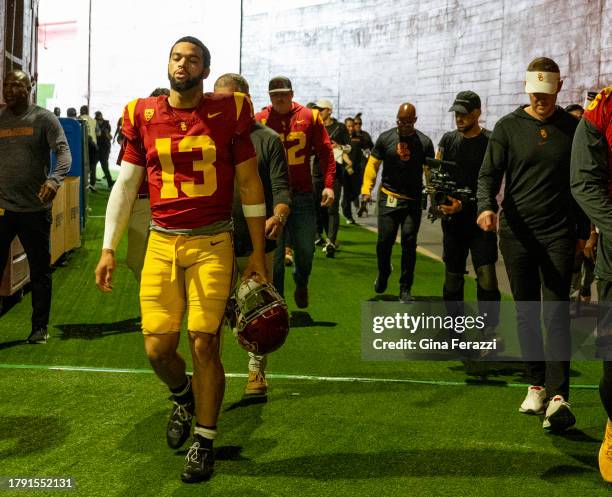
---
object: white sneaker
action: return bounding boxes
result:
[323,241,336,258]
[518,386,547,414]
[543,395,576,432]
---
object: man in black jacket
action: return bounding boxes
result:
[477,57,585,432]
[94,111,114,189]
[437,91,501,345]
[348,114,374,217]
[317,99,351,257]
[361,103,434,302]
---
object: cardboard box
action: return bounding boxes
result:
[63,177,81,251]
[50,186,66,264]
[0,237,30,297]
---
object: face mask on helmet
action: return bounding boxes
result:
[231,278,289,355]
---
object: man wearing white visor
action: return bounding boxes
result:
[477,57,589,432]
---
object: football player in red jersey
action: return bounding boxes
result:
[94,36,266,484]
[571,87,612,482]
[256,76,335,308]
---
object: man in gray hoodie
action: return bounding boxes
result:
[0,70,71,344]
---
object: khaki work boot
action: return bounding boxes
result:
[245,370,268,396]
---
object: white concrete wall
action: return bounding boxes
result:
[37,0,612,151]
[37,0,89,112]
[87,0,242,123]
[241,0,611,144]
[38,0,241,164]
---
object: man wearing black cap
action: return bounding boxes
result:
[477,57,588,432]
[256,76,336,308]
[436,91,501,346]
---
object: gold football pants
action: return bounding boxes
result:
[140,230,234,335]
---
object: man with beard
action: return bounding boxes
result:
[95,36,266,483]
[361,103,434,302]
[436,91,501,347]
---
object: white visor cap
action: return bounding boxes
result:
[525,71,560,94]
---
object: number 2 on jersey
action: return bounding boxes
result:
[155,136,217,199]
[280,131,306,166]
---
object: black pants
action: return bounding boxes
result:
[88,145,99,187]
[377,197,421,292]
[97,146,113,187]
[314,173,342,244]
[324,178,342,244]
[442,213,501,324]
[340,167,355,221]
[0,209,52,331]
[499,234,574,399]
[596,279,612,419]
[313,176,324,239]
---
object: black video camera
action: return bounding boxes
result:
[423,158,475,222]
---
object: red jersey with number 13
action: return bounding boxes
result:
[121,93,256,229]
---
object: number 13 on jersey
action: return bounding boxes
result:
[155,135,218,199]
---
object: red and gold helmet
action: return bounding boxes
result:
[233,278,289,355]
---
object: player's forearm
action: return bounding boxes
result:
[237,158,266,256]
[102,162,144,251]
[245,216,267,257]
[361,156,381,195]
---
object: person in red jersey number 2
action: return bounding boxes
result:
[256,76,336,308]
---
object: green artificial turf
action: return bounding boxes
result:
[0,190,609,496]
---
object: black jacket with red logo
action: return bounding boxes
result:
[477,105,587,240]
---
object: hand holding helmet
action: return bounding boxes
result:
[231,278,289,355]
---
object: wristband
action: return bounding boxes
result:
[242,203,266,217]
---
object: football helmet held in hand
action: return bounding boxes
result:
[232,277,289,354]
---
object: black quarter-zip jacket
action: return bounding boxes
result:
[477,105,587,240]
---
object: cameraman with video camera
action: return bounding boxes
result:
[435,91,501,337]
